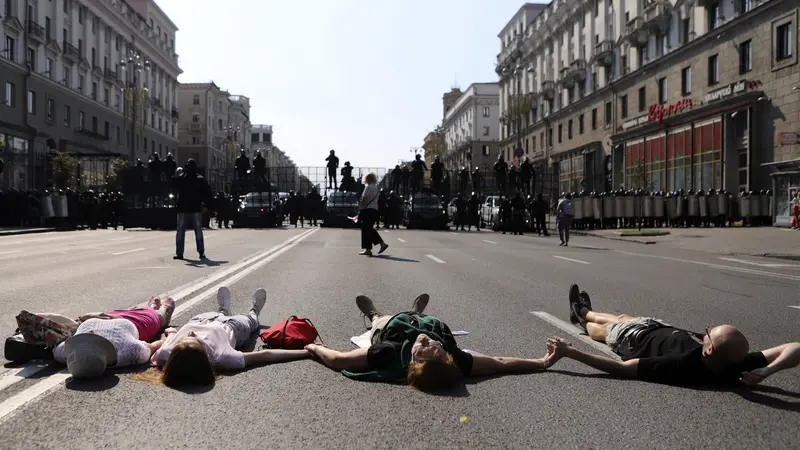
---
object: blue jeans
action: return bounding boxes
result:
[190,311,260,348]
[176,212,205,256]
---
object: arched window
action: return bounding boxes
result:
[192,94,200,105]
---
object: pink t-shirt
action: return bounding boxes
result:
[107,308,162,341]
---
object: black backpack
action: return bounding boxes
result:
[4,333,55,362]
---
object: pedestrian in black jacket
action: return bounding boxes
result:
[172,159,212,260]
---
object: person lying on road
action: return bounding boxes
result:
[305,294,557,392]
[546,284,800,386]
[55,297,176,379]
[146,287,308,388]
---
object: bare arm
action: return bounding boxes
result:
[549,337,638,378]
[469,354,552,377]
[305,344,370,372]
[742,342,800,385]
[242,349,310,368]
[146,339,165,356]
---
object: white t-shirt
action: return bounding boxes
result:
[152,322,245,370]
[361,184,380,210]
[54,318,151,367]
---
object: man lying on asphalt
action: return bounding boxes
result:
[546,284,800,386]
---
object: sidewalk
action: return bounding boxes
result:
[571,226,800,259]
[0,227,58,237]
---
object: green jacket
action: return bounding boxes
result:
[343,312,457,383]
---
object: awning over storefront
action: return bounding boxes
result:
[763,158,800,172]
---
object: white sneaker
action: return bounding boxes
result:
[251,288,267,316]
[217,286,232,315]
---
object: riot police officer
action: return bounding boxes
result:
[467,192,481,231]
[494,155,508,197]
[235,150,250,180]
[455,193,468,231]
[511,191,526,235]
[431,156,444,193]
[326,150,339,189]
[459,166,469,195]
[410,154,426,193]
[391,165,402,192]
[471,167,483,196]
[520,157,533,195]
[253,151,268,184]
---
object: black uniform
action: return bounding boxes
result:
[467,194,481,231]
[494,158,508,196]
[499,199,512,234]
[391,166,402,192]
[532,194,549,236]
[459,168,469,195]
[520,159,533,194]
[511,194,526,235]
[326,151,340,189]
[253,154,268,183]
[431,158,444,193]
[235,153,251,180]
[411,156,426,192]
[471,168,483,196]
[455,195,468,231]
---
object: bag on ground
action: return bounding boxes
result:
[260,316,322,349]
[15,311,78,346]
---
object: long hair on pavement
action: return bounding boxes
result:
[406,352,462,392]
[133,338,216,388]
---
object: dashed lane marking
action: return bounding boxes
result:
[718,257,800,268]
[482,240,497,244]
[789,306,800,310]
[426,254,446,264]
[110,237,134,241]
[397,238,406,243]
[111,248,145,256]
[616,250,800,281]
[530,312,620,359]
[0,250,21,256]
[552,255,591,265]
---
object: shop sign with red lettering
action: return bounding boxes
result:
[648,99,693,124]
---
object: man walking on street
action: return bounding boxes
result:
[556,193,574,246]
[172,159,212,260]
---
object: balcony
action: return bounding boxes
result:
[63,42,81,62]
[27,20,45,43]
[541,80,555,99]
[594,40,614,65]
[150,97,161,109]
[559,67,575,87]
[624,17,649,46]
[73,127,109,141]
[644,1,672,32]
[171,108,179,119]
[570,59,587,81]
[104,68,117,80]
[189,123,202,132]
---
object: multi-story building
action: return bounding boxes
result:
[440,83,501,173]
[250,124,273,161]
[1,0,181,190]
[496,0,800,225]
[422,130,446,182]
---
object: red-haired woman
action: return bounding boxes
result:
[305,294,556,392]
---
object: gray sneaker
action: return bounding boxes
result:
[411,293,429,314]
[356,295,381,321]
[251,288,267,316]
[217,286,232,315]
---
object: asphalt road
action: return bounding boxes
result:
[0,226,797,449]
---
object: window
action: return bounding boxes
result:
[591,108,597,130]
[78,75,84,93]
[482,126,490,136]
[78,39,83,56]
[115,93,120,109]
[92,116,98,133]
[92,17,97,34]
[639,46,648,66]
[64,105,71,127]
[708,55,719,85]
[78,6,84,23]
[78,111,85,128]
[46,97,55,121]
[5,36,15,62]
[776,23,793,61]
[151,113,155,127]
[46,58,53,78]
[103,88,109,105]
[568,120,573,139]
[105,26,111,43]
[103,56,107,69]
[739,40,752,73]
[708,2,721,30]
[620,95,628,119]
[217,101,222,113]
[116,125,121,144]
[558,124,563,143]
[192,114,199,123]
[104,121,109,137]
[532,135,537,149]
[681,66,692,95]
[27,48,35,70]
[91,82,97,100]
[681,18,691,44]
[657,78,667,104]
[4,82,15,107]
[144,138,148,150]
[483,106,490,117]
[63,0,69,13]
[45,17,52,39]
[192,95,200,105]
[218,118,223,130]
[579,114,585,134]
[91,48,96,66]
[27,90,36,114]
[604,102,612,125]
[62,28,67,46]
[638,87,646,112]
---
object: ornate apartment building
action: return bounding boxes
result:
[496,0,799,224]
[1,0,181,189]
[439,83,501,173]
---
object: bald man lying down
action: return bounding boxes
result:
[546,284,800,386]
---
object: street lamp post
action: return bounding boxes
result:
[119,50,151,164]
[224,124,241,189]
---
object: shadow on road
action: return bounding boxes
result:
[184,259,229,267]
[371,255,419,263]
[65,374,120,392]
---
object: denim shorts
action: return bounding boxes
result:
[605,317,670,353]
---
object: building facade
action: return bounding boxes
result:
[495,0,799,222]
[1,0,181,190]
[440,83,501,173]
[250,124,273,160]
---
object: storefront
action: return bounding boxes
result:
[552,142,605,194]
[764,156,800,227]
[612,79,766,195]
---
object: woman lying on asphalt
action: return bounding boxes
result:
[305,294,557,392]
[143,287,309,388]
[545,284,800,386]
[55,297,176,379]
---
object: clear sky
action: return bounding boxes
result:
[155,0,531,169]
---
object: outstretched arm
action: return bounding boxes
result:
[548,337,638,378]
[242,349,310,368]
[742,342,800,385]
[469,353,555,377]
[305,344,370,372]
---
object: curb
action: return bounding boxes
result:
[569,230,657,245]
[0,228,59,237]
[744,253,800,262]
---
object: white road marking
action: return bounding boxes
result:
[111,248,145,256]
[553,255,591,265]
[426,254,446,264]
[110,236,133,241]
[789,306,800,310]
[718,257,800,268]
[0,228,319,421]
[530,312,620,359]
[397,238,406,243]
[617,250,800,281]
[482,240,497,244]
[0,250,21,256]
[122,266,174,270]
[0,364,49,392]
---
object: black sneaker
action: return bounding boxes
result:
[173,254,183,260]
[568,284,581,325]
[579,291,593,315]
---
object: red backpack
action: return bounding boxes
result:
[260,316,323,349]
